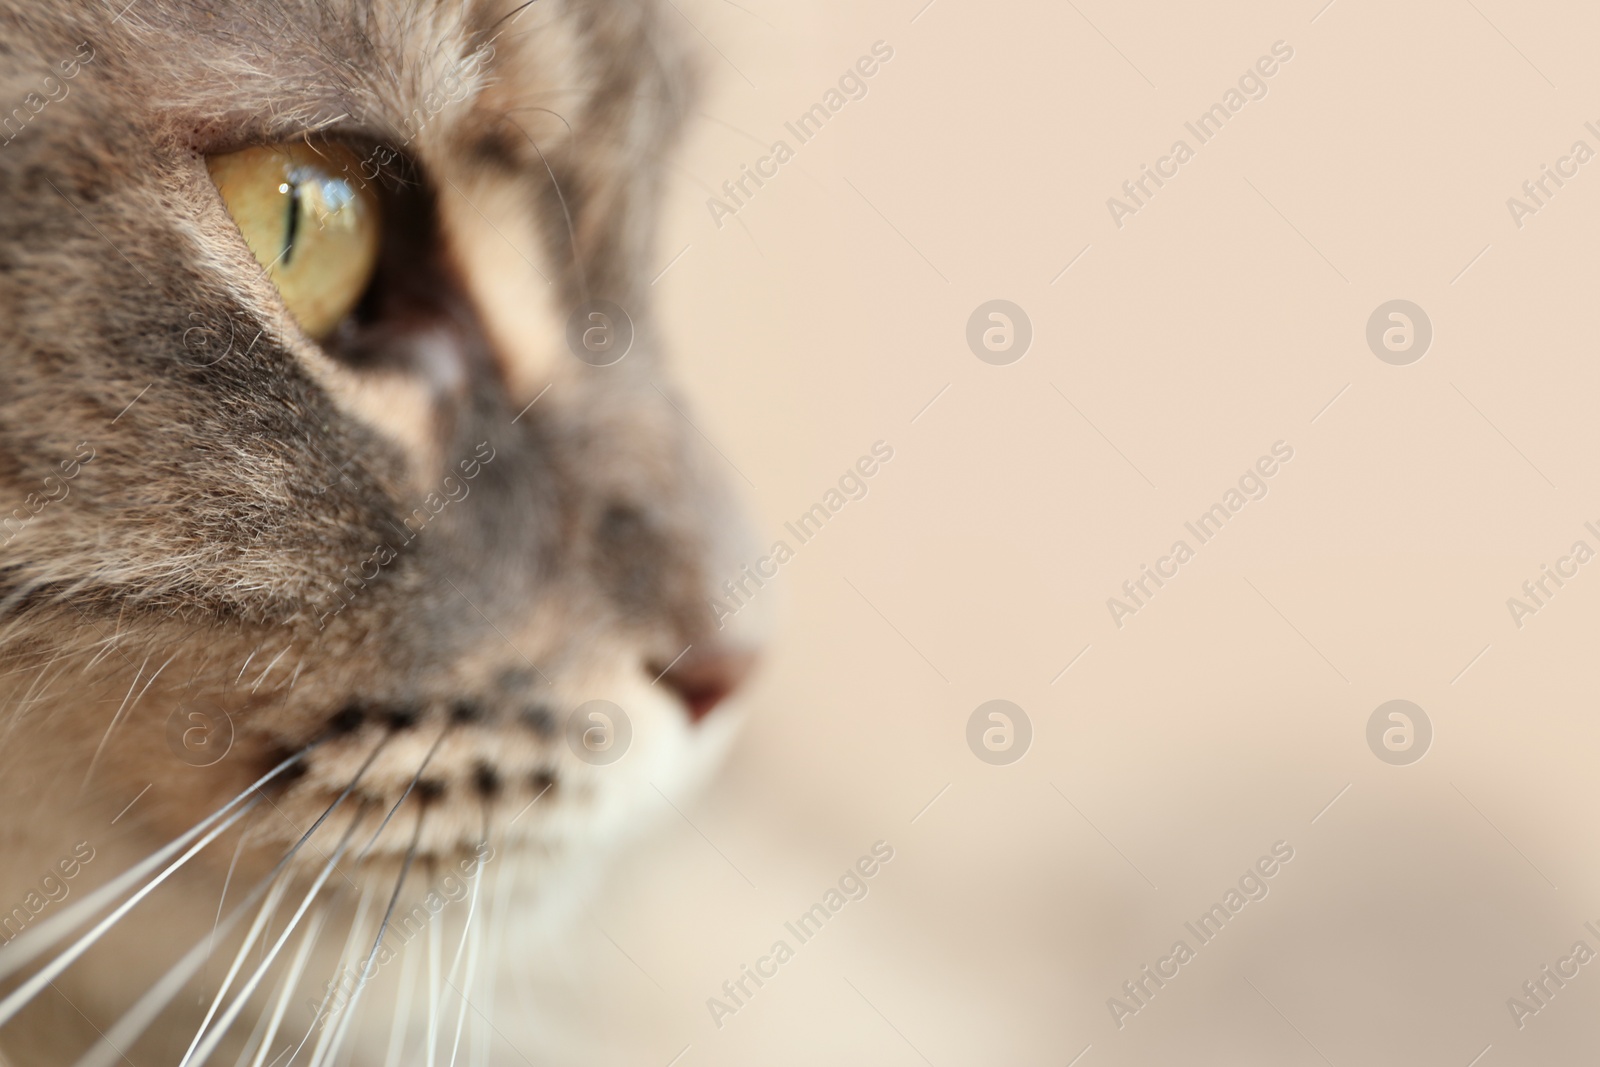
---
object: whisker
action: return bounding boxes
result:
[67,856,285,1067]
[0,746,313,986]
[471,837,515,1067]
[84,648,180,789]
[172,732,392,1065]
[248,644,294,694]
[0,797,260,1028]
[177,869,296,1067]
[426,889,441,1067]
[382,937,420,1067]
[80,653,148,791]
[300,881,379,1067]
[286,895,372,1067]
[355,727,452,862]
[182,811,369,1067]
[285,806,427,1067]
[238,901,330,1067]
[309,726,453,1067]
[500,115,586,303]
[230,971,281,1067]
[444,857,486,1067]
[204,826,255,995]
[248,876,366,1067]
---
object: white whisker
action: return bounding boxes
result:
[303,726,451,1064]
[0,797,260,1028]
[231,972,281,1067]
[472,842,515,1067]
[426,894,442,1067]
[286,803,428,1067]
[183,813,366,1067]
[243,901,333,1067]
[81,654,148,790]
[248,644,294,694]
[0,747,311,986]
[382,938,420,1067]
[69,864,276,1067]
[303,881,379,1067]
[179,869,295,1067]
[445,857,485,1067]
[233,644,264,686]
[205,827,254,994]
[86,648,181,790]
[171,733,388,1065]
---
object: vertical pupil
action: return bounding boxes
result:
[282,178,301,266]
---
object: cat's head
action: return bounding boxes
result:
[0,0,760,901]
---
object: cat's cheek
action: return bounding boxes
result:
[40,77,68,103]
[73,41,95,64]
[22,93,45,115]
[57,58,79,79]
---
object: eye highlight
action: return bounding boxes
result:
[206,142,380,340]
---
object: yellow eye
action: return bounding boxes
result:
[206,143,380,340]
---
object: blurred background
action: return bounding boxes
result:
[512,1,1600,1063]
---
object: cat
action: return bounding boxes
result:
[0,1,758,1063]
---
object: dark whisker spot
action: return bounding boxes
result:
[450,700,485,724]
[530,769,557,794]
[263,746,309,788]
[472,763,501,797]
[384,705,422,730]
[415,779,447,803]
[327,702,366,736]
[520,705,555,738]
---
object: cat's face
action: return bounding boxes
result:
[0,0,755,1059]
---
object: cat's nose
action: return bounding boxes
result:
[654,646,757,723]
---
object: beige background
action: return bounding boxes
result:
[518,1,1600,1064]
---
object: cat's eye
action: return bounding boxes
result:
[206,143,380,340]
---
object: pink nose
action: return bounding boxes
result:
[655,648,757,722]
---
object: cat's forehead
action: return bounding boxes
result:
[109,0,609,151]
